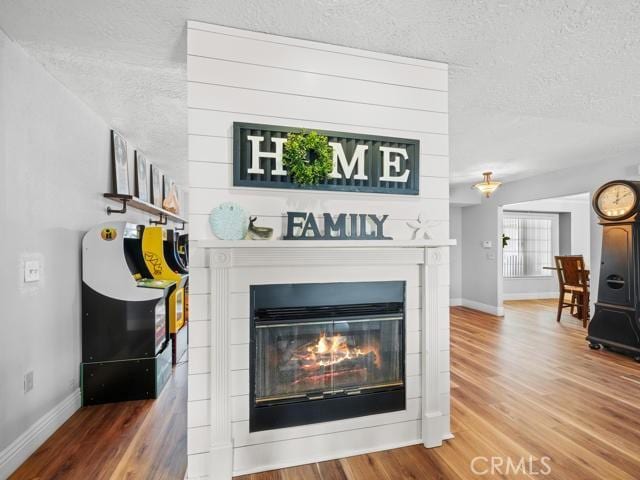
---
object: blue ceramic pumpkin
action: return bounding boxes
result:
[209,202,249,240]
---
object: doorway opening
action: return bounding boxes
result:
[499,193,591,320]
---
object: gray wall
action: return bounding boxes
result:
[461,203,503,314]
[559,212,571,255]
[449,206,462,303]
[0,30,146,459]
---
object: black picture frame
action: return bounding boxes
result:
[134,151,150,202]
[150,164,163,207]
[111,130,130,195]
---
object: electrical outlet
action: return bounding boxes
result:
[24,371,34,393]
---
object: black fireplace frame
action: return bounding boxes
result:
[249,281,406,432]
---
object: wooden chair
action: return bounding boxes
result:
[554,255,590,328]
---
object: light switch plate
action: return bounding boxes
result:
[482,240,493,249]
[24,260,40,282]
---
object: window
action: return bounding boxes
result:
[503,212,558,278]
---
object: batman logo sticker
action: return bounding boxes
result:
[101,227,117,241]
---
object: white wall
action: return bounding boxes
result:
[502,195,590,300]
[186,22,449,478]
[449,207,462,305]
[0,29,148,476]
[452,159,640,314]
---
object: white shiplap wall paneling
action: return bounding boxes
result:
[188,83,448,133]
[188,215,450,242]
[189,109,449,156]
[188,56,448,112]
[187,21,450,478]
[187,25,447,90]
[188,185,451,219]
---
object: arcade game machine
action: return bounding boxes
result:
[81,222,174,405]
[177,234,190,323]
[177,233,189,267]
[142,226,189,364]
[165,229,189,324]
[164,229,188,274]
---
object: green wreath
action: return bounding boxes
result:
[282,131,333,185]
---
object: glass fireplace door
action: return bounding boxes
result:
[254,314,403,405]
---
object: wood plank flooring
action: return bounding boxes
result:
[11,300,640,479]
[9,361,187,480]
[237,300,640,480]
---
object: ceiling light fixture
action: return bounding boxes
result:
[474,171,502,197]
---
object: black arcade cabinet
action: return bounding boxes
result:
[177,233,189,270]
[81,222,174,405]
[165,229,188,274]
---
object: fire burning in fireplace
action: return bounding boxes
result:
[252,283,405,430]
[296,333,380,369]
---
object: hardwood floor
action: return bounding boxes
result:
[9,362,187,480]
[11,301,640,479]
[237,300,640,480]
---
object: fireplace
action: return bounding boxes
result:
[250,281,406,431]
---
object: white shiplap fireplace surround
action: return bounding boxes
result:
[191,240,453,478]
[186,21,451,478]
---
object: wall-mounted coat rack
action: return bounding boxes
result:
[104,193,188,228]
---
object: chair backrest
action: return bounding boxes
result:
[555,255,587,288]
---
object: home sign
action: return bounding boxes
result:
[233,122,420,195]
[283,212,392,240]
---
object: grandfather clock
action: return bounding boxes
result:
[588,180,640,361]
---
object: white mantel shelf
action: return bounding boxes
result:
[195,239,456,248]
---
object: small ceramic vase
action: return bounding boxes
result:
[209,203,249,240]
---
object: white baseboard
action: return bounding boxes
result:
[449,297,462,306]
[0,389,81,478]
[461,298,504,316]
[502,292,558,301]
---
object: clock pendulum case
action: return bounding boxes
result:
[588,180,640,361]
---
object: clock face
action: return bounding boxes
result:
[596,183,637,219]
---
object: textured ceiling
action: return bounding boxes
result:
[1,0,639,186]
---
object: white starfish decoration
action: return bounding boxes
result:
[407,213,442,240]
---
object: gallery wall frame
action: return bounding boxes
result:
[150,164,163,208]
[111,130,130,195]
[134,151,150,202]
